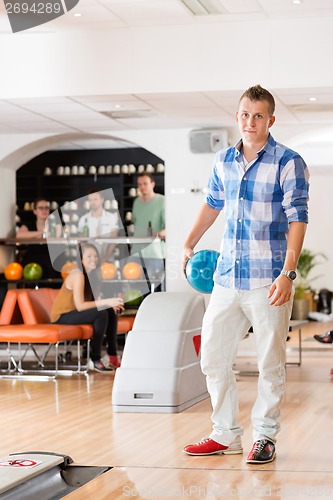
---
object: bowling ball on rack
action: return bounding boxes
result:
[101,262,117,280]
[185,249,219,294]
[122,262,143,280]
[23,262,43,281]
[4,262,23,281]
[124,288,143,307]
[61,261,77,280]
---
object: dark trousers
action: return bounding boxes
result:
[54,307,118,361]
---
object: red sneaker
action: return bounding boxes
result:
[183,437,243,456]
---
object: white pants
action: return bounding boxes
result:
[201,284,294,445]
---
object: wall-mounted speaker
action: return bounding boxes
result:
[189,128,229,154]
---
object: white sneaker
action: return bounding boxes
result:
[101,353,121,369]
[87,359,113,373]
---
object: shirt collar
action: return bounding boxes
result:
[234,133,276,159]
[90,209,105,218]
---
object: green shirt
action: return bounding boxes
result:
[132,194,166,258]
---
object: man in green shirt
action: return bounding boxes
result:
[131,172,166,282]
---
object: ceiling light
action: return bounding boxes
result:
[179,0,226,16]
[74,12,82,17]
[292,0,302,4]
[102,110,161,119]
[309,97,317,102]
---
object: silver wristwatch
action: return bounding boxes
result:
[281,270,297,281]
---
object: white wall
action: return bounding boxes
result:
[0,168,16,272]
[299,171,333,292]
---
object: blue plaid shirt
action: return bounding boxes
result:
[206,134,309,290]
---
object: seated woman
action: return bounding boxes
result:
[50,243,124,372]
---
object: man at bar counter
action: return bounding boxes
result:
[78,188,120,261]
[16,197,62,280]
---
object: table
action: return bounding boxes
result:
[287,319,309,366]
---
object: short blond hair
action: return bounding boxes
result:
[240,84,275,116]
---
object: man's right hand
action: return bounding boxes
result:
[182,204,220,276]
[183,246,194,275]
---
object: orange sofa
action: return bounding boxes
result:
[0,288,93,378]
[0,288,136,378]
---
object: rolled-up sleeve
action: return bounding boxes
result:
[281,155,309,223]
[205,156,225,211]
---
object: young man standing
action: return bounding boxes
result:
[131,172,166,281]
[183,85,309,464]
[132,172,166,242]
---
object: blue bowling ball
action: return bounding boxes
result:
[185,249,219,294]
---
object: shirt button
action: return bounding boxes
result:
[237,240,240,243]
[240,197,243,200]
[238,219,242,222]
[244,177,247,180]
[236,260,239,264]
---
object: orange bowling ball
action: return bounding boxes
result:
[61,261,77,279]
[101,262,117,280]
[122,261,143,280]
[4,262,23,281]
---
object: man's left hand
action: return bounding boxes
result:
[268,275,293,306]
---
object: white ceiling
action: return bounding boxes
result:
[1,0,333,149]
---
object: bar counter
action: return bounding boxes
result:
[0,236,158,247]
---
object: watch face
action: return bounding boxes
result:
[289,270,297,280]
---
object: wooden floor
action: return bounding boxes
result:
[0,321,333,499]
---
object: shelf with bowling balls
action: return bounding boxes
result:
[60,260,159,282]
[2,261,63,287]
[99,260,164,309]
[4,261,44,281]
[60,259,164,309]
[2,259,163,308]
